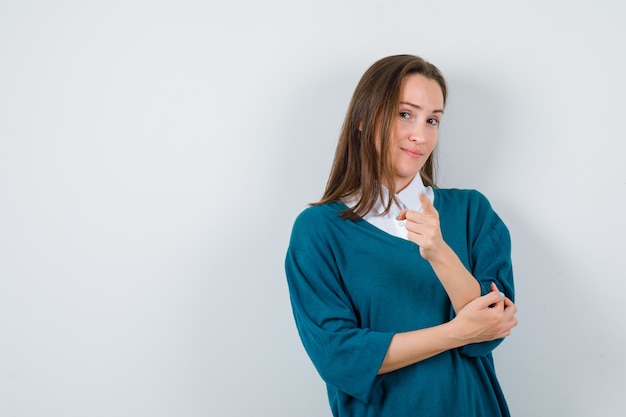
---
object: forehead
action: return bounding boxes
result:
[398,74,444,109]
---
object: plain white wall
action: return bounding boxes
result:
[1,1,625,416]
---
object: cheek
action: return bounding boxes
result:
[393,124,408,140]
[428,132,439,147]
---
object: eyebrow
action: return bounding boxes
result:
[399,101,444,114]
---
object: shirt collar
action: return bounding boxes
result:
[370,176,427,216]
[342,176,431,216]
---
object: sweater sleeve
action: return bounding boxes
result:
[285,213,394,403]
[458,194,515,357]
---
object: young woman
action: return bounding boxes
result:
[285,54,518,417]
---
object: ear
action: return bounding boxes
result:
[358,121,363,132]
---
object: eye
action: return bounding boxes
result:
[399,111,411,119]
[427,117,440,126]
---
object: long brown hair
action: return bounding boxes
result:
[314,54,448,219]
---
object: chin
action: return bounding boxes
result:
[393,173,419,190]
[397,168,421,180]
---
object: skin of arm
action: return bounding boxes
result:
[384,192,518,375]
[378,286,517,374]
[397,192,485,312]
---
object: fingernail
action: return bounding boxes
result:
[421,189,426,196]
[499,292,505,298]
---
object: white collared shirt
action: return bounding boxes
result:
[343,176,435,240]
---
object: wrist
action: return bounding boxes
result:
[441,319,471,348]
[425,242,456,266]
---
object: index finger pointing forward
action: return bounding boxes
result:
[418,190,437,214]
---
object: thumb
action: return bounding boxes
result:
[418,190,436,214]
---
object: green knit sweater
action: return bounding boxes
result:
[285,188,514,417]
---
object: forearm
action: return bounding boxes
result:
[428,244,481,313]
[378,289,515,375]
[378,321,464,375]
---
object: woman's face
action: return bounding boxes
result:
[388,74,444,192]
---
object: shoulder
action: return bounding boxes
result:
[288,202,349,247]
[434,188,493,213]
[435,188,508,236]
[292,202,346,228]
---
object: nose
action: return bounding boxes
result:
[408,122,427,143]
[409,130,426,143]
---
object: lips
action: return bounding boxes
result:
[401,148,423,158]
